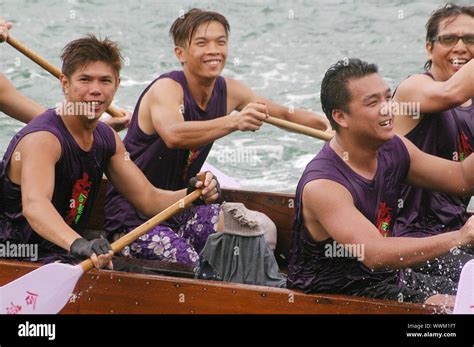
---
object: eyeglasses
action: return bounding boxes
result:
[431,34,474,46]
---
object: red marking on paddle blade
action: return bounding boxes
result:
[5,302,22,314]
[25,291,39,310]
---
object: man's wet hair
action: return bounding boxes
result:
[320,58,378,131]
[61,34,122,79]
[169,8,230,48]
[424,3,474,71]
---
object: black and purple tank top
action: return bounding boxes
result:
[0,109,116,258]
[287,136,410,294]
[104,71,227,234]
[393,72,474,237]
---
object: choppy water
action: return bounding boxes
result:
[0,0,449,192]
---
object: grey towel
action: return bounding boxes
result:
[196,233,287,288]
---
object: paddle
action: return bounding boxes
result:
[0,174,206,314]
[263,115,332,142]
[6,36,123,119]
[453,259,474,314]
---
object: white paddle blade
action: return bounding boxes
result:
[202,162,240,189]
[453,260,474,314]
[0,263,84,314]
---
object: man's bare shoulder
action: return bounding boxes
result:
[17,131,61,158]
[147,77,184,102]
[302,179,356,240]
[395,73,434,99]
[0,73,14,95]
[303,179,354,220]
[303,179,353,203]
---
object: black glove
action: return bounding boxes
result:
[70,238,112,260]
[186,172,221,206]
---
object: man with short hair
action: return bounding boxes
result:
[288,58,474,305]
[104,8,331,267]
[0,35,219,269]
[393,3,474,279]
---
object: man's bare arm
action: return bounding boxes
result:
[105,131,186,215]
[145,78,266,149]
[227,77,331,131]
[402,137,474,196]
[0,74,45,123]
[0,18,44,122]
[105,132,218,216]
[303,179,473,270]
[394,59,474,114]
[16,132,114,268]
[15,132,82,250]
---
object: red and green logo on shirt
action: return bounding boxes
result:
[457,130,473,162]
[182,149,199,181]
[65,173,92,225]
[376,202,392,237]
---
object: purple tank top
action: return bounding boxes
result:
[393,72,474,237]
[0,109,116,258]
[104,71,227,234]
[287,136,409,294]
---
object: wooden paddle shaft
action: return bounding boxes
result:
[79,189,202,271]
[6,36,123,118]
[110,189,202,254]
[79,172,207,271]
[264,116,332,142]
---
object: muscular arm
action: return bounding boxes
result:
[303,179,471,270]
[394,59,474,114]
[105,131,217,213]
[105,131,187,216]
[15,132,81,250]
[402,137,474,196]
[0,74,45,123]
[146,79,239,149]
[227,78,330,131]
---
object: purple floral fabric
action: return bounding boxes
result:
[114,204,220,269]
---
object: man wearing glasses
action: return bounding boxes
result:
[393,3,474,279]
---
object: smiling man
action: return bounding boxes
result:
[0,35,219,269]
[104,8,331,267]
[393,4,474,279]
[288,58,474,305]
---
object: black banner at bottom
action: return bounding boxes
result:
[0,314,473,345]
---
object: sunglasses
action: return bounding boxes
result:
[431,34,474,46]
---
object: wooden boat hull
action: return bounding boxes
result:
[0,260,436,314]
